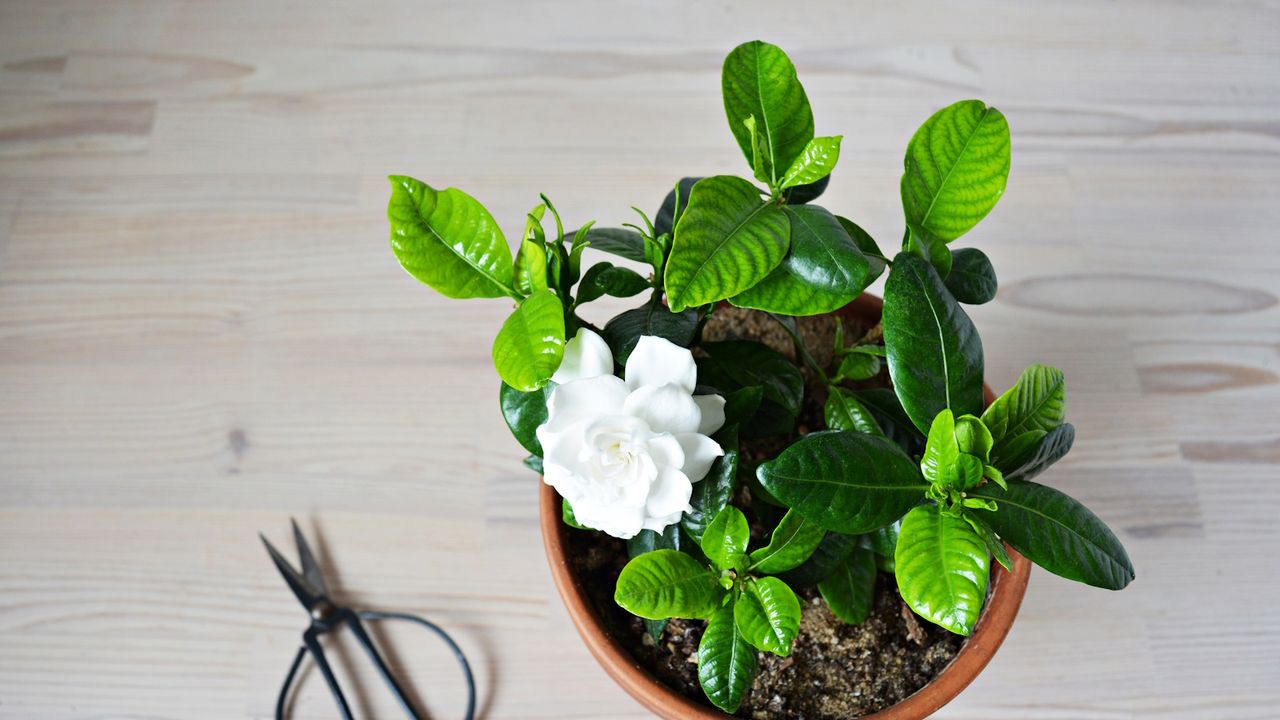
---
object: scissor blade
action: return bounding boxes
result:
[291,518,329,598]
[261,533,322,611]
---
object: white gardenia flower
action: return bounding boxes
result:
[536,330,727,539]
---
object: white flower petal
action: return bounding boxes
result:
[674,433,724,483]
[625,335,698,393]
[622,383,702,435]
[542,375,628,432]
[574,496,646,539]
[645,433,685,471]
[693,394,727,436]
[551,328,614,384]
[645,467,692,519]
[642,509,685,534]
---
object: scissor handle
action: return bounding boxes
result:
[274,609,476,720]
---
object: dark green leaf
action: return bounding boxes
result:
[855,388,926,456]
[701,506,750,571]
[1005,423,1075,482]
[818,545,877,624]
[721,387,765,428]
[895,503,990,636]
[722,40,814,186]
[665,176,789,312]
[780,136,842,189]
[698,604,758,713]
[698,340,804,417]
[601,299,699,365]
[655,177,701,239]
[683,440,738,544]
[734,577,802,656]
[778,531,859,587]
[945,247,998,304]
[575,262,650,305]
[867,519,901,557]
[883,252,985,433]
[905,226,953,279]
[749,509,826,574]
[824,387,883,435]
[615,549,725,620]
[757,431,928,534]
[491,291,565,391]
[836,216,888,283]
[781,174,829,205]
[387,176,515,298]
[522,454,543,474]
[627,523,684,558]
[970,479,1134,590]
[499,382,552,456]
[583,227,646,263]
[837,352,881,381]
[982,364,1067,471]
[901,100,1011,243]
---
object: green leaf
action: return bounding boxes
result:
[721,387,765,428]
[970,479,1134,589]
[1005,423,1075,483]
[982,364,1066,469]
[683,435,739,544]
[854,388,926,456]
[701,506,750,571]
[836,216,888,283]
[698,604,758,713]
[601,298,699,365]
[901,100,1011,243]
[780,136,842,189]
[698,340,804,417]
[781,174,830,205]
[575,262,650,305]
[743,115,773,185]
[757,431,928,534]
[954,414,993,462]
[945,248,998,305]
[824,387,883,436]
[906,226,953,279]
[562,498,587,530]
[582,227,646,263]
[818,545,877,624]
[867,519,901,557]
[499,382,552,455]
[615,549,725,620]
[491,291,565,391]
[895,503,990,636]
[522,454,543,474]
[836,352,881,381]
[964,513,1012,571]
[778,531,859,587]
[665,176,790,312]
[883,252,985,433]
[921,409,960,486]
[729,204,869,317]
[722,40,814,186]
[387,176,516,299]
[654,177,701,239]
[734,577,802,656]
[627,523,685,558]
[515,240,548,296]
[749,509,826,574]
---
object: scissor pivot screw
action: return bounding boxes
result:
[310,601,334,622]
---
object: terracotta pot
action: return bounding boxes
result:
[539,293,1032,719]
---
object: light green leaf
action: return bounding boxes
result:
[836,352,881,381]
[921,409,960,486]
[387,176,516,299]
[698,603,758,713]
[895,503,990,636]
[824,387,883,436]
[945,247,998,304]
[954,414,993,462]
[757,431,928,534]
[498,382,553,456]
[490,291,565,391]
[883,252,985,433]
[514,239,548,296]
[575,262,650,305]
[818,545,877,624]
[665,176,789,312]
[964,513,1013,571]
[780,136,842,189]
[734,577,802,656]
[615,549,725,620]
[970,479,1134,589]
[982,364,1066,469]
[906,226,953,279]
[701,506,750,571]
[722,40,814,186]
[749,509,826,574]
[743,115,772,185]
[901,100,1011,243]
[562,498,587,530]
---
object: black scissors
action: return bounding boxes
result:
[262,519,476,720]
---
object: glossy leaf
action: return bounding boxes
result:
[722,40,814,186]
[824,387,883,436]
[562,498,587,530]
[749,509,826,574]
[575,262,649,305]
[854,388,926,456]
[970,479,1134,589]
[837,352,881,381]
[818,545,877,624]
[895,503,990,636]
[964,513,1012,571]
[920,409,960,486]
[698,340,804,417]
[757,431,928,534]
[1005,423,1076,482]
[780,136,842,189]
[906,226,953,279]
[582,227,646,263]
[945,248,998,304]
[682,437,739,544]
[778,531,859,587]
[837,216,888,283]
[954,414,993,462]
[901,100,1011,243]
[615,549,725,620]
[601,299,699,365]
[499,382,552,455]
[654,177,702,239]
[883,252,985,433]
[701,506,750,571]
[699,604,757,713]
[867,519,901,557]
[665,176,789,312]
[734,577,802,656]
[522,454,543,474]
[387,176,515,298]
[781,174,830,205]
[627,523,685,558]
[491,291,565,391]
[721,387,765,428]
[515,240,549,296]
[982,364,1066,469]
[742,115,773,185]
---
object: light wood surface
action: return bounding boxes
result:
[2,2,1277,718]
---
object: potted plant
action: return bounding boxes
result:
[387,40,1135,718]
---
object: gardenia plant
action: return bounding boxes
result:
[389,40,1135,714]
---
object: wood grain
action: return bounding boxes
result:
[2,1,1278,718]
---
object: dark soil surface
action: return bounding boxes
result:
[562,307,965,718]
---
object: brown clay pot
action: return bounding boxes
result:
[539,293,1032,719]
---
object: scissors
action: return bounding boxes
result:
[261,519,476,720]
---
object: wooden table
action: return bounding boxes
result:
[2,2,1277,717]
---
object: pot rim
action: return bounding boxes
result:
[538,293,1032,719]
